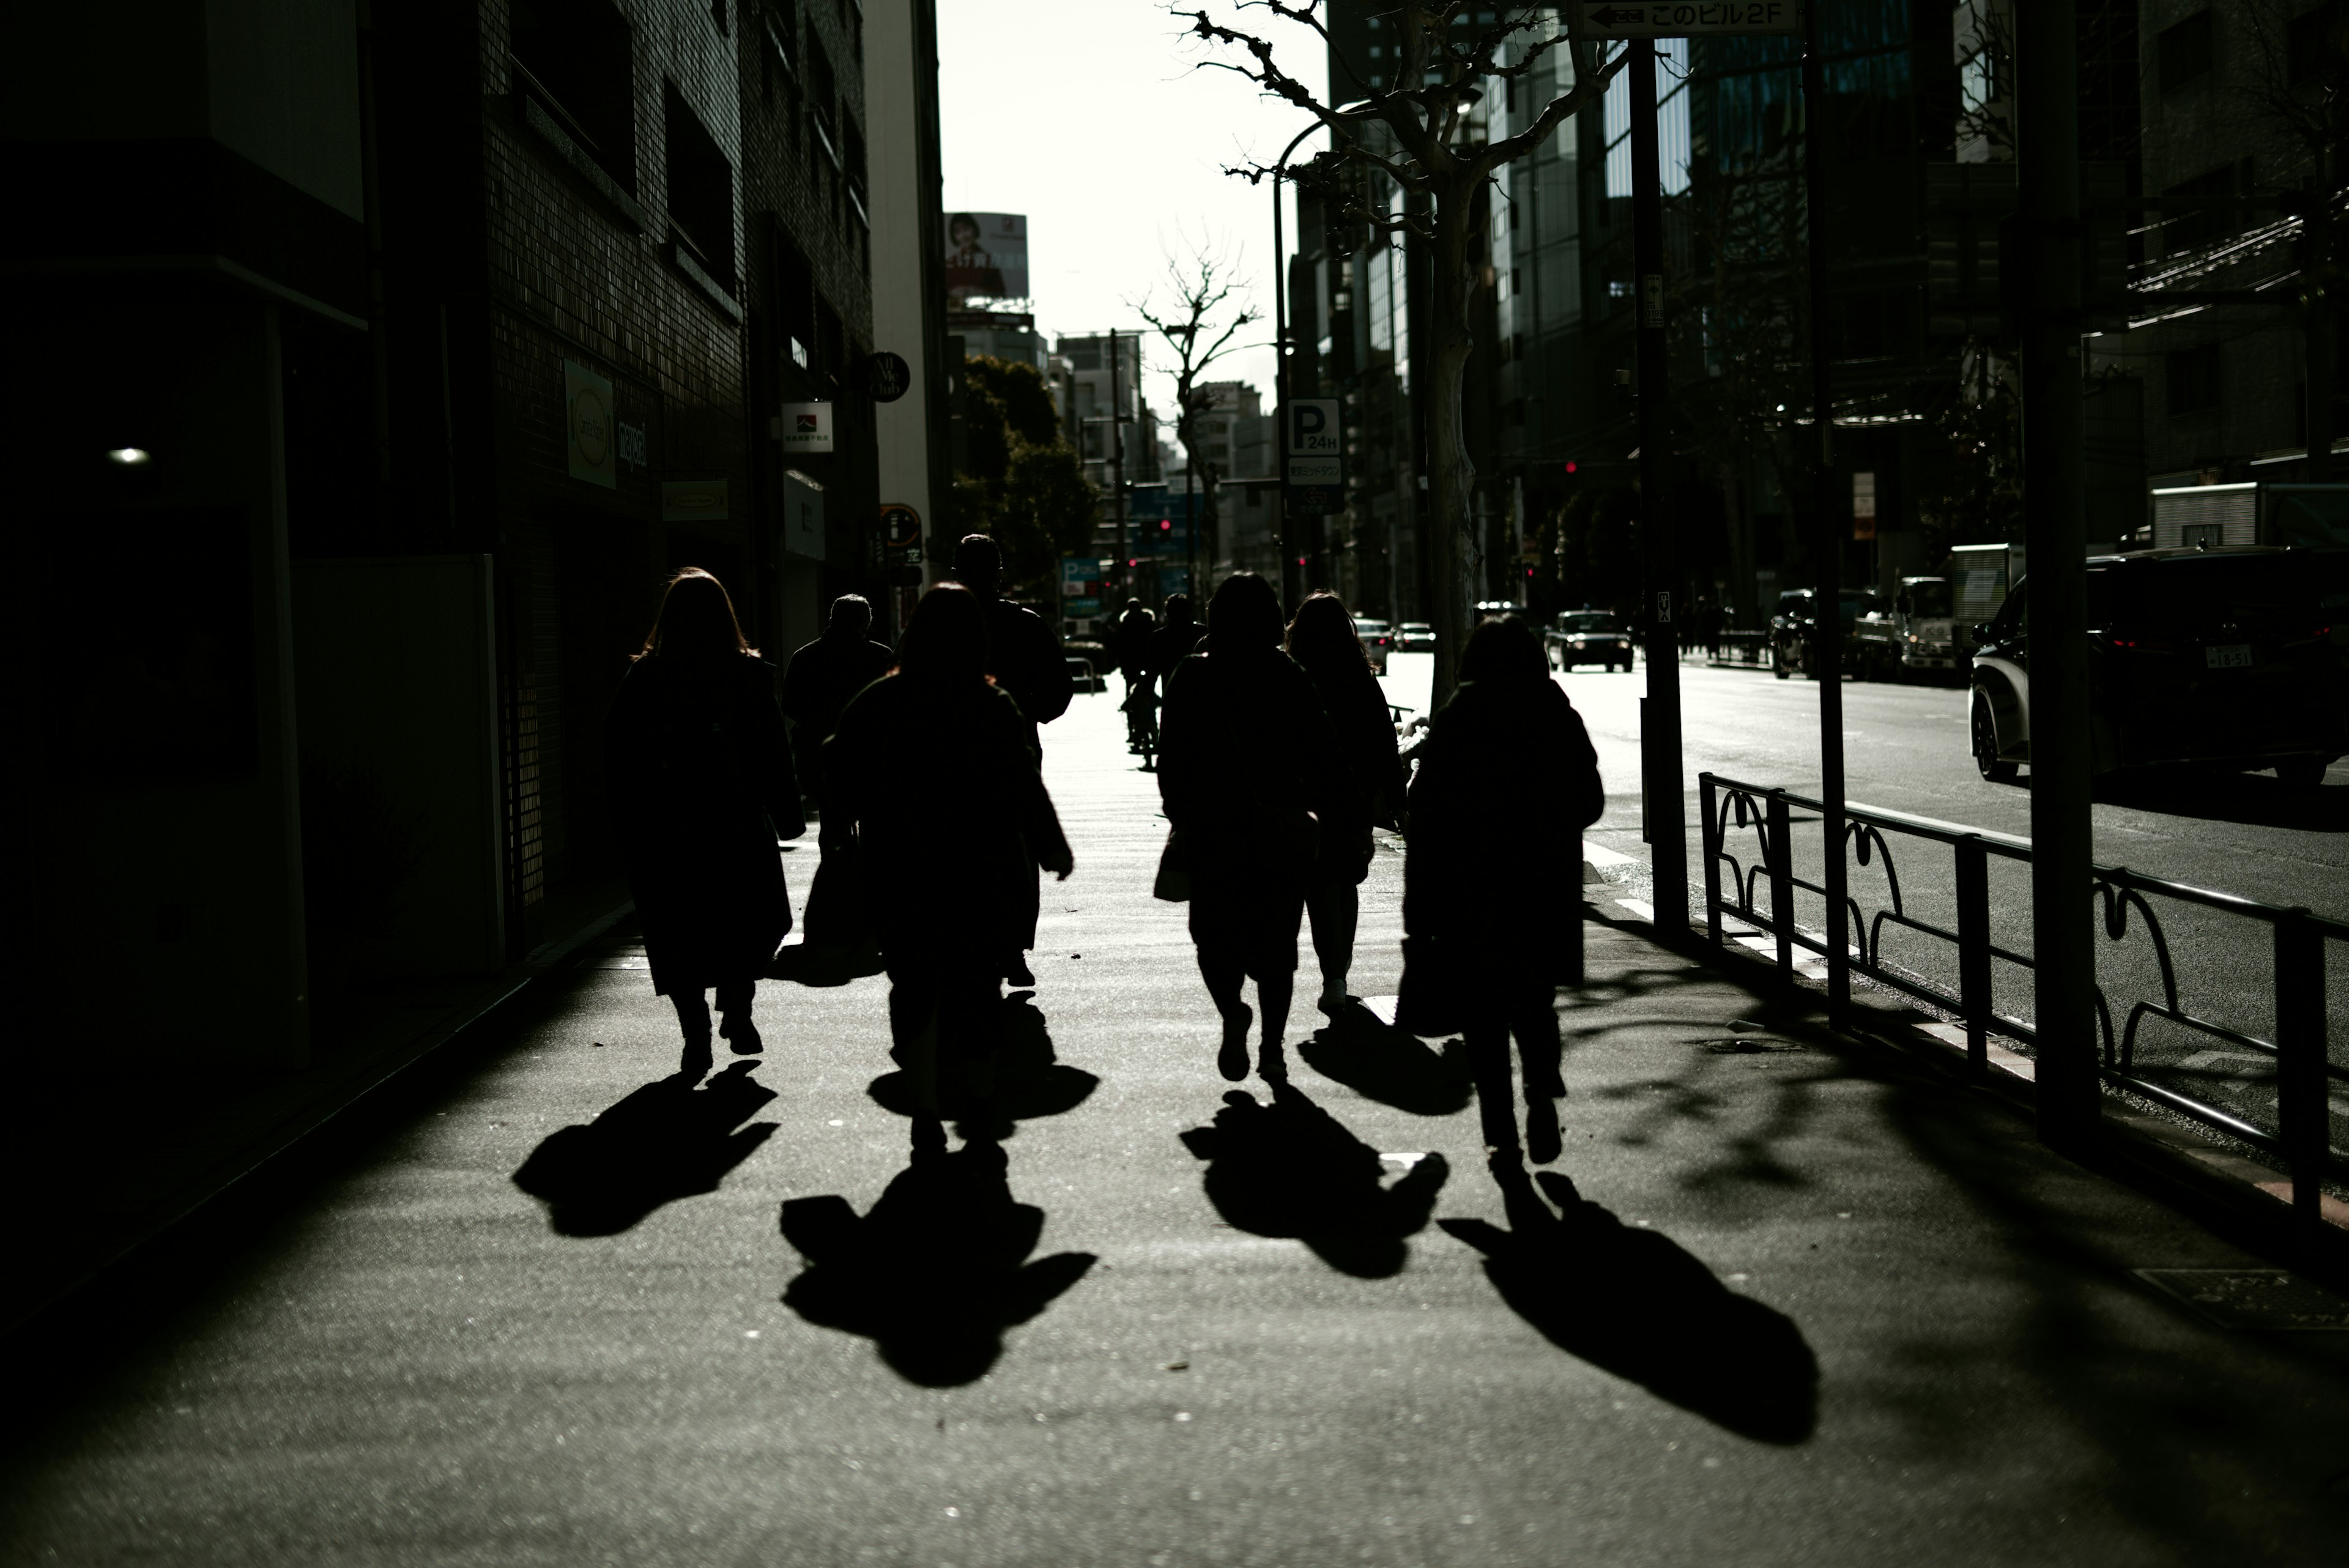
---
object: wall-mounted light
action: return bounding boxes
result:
[108,447,152,466]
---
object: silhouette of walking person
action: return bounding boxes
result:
[779,593,894,845]
[1148,591,1208,689]
[606,568,805,1078]
[1284,592,1406,1014]
[826,585,1073,1152]
[949,533,1072,986]
[1159,573,1365,1082]
[1403,615,1602,1163]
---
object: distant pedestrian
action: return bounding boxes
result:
[779,595,895,844]
[1283,592,1406,1014]
[1111,598,1157,702]
[1402,615,1602,1164]
[1148,592,1208,689]
[826,585,1072,1153]
[952,533,1074,986]
[1159,573,1365,1082]
[951,533,1073,752]
[606,568,805,1079]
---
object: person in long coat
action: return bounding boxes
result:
[826,584,1074,1151]
[950,532,1072,986]
[1403,615,1603,1164]
[606,568,806,1077]
[1158,573,1366,1082]
[1284,592,1407,1013]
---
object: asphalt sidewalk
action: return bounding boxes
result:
[6,688,2348,1567]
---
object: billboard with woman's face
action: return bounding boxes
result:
[945,212,1028,304]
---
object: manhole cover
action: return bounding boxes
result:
[1695,1037,1803,1054]
[2134,1269,2349,1331]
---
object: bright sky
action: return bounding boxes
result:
[935,1,1330,423]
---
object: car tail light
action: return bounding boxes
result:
[2106,635,2171,652]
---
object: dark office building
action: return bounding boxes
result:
[7,1,935,1074]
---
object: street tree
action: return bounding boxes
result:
[1184,1,1625,702]
[1133,241,1260,583]
[951,355,1099,598]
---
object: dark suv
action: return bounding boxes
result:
[1969,546,2346,784]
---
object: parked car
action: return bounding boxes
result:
[1853,576,1959,682]
[1546,610,1633,672]
[1968,546,2346,785]
[1770,588,1876,679]
[1356,617,1393,673]
[1397,622,1437,652]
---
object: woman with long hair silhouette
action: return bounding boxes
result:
[1403,615,1602,1162]
[1283,592,1406,1013]
[826,584,1072,1150]
[606,568,804,1077]
[1159,573,1364,1081]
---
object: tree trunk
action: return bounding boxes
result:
[1423,184,1480,711]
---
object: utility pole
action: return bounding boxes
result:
[1801,6,1850,1022]
[2302,146,2337,483]
[2017,0,2099,1145]
[1630,45,1688,937]
[1109,330,1129,599]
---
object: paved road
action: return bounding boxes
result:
[7,688,2347,1567]
[1379,653,2349,1151]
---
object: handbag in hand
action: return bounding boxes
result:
[1152,828,1191,902]
[1395,932,1468,1037]
[801,835,872,946]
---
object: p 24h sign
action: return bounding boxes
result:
[1571,1,1801,37]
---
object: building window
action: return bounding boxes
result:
[2166,343,2221,415]
[2158,10,2213,95]
[1959,48,1995,113]
[1603,39,1690,198]
[511,0,637,192]
[2290,3,2345,88]
[665,84,737,290]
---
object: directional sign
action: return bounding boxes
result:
[1571,1,1800,37]
[1284,398,1343,517]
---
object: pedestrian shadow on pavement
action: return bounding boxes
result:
[1297,1003,1475,1117]
[512,1061,779,1236]
[1181,1079,1450,1278]
[867,990,1097,1140]
[779,1139,1096,1387]
[1441,1164,1817,1444]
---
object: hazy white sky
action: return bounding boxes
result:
[935,1,1330,420]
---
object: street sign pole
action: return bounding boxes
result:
[1800,4,1850,1024]
[1629,47,1687,938]
[2017,0,2099,1146]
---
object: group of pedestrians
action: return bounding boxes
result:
[605,547,1603,1164]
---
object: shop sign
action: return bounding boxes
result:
[784,469,826,561]
[661,479,728,523]
[565,360,616,488]
[778,402,834,455]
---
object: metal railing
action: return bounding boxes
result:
[1698,771,2346,1225]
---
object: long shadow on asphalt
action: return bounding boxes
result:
[1441,1161,1819,1444]
[1565,909,2349,1556]
[511,1061,779,1236]
[1181,1078,1450,1278]
[866,990,1097,1141]
[1297,1001,1474,1115]
[779,1139,1097,1387]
